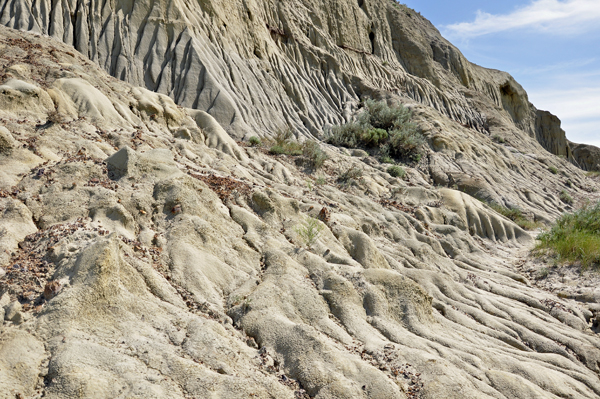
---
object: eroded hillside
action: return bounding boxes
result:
[2,0,596,221]
[1,22,600,399]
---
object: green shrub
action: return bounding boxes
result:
[295,216,324,248]
[338,166,363,184]
[379,155,395,164]
[269,128,302,156]
[559,190,573,204]
[315,176,326,185]
[388,125,425,159]
[249,136,261,146]
[302,140,328,170]
[357,99,411,131]
[536,201,600,270]
[326,99,424,162]
[269,145,285,155]
[327,122,363,148]
[548,166,558,174]
[387,165,406,178]
[360,128,388,147]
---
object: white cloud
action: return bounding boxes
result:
[531,87,600,119]
[445,0,600,38]
[528,85,600,145]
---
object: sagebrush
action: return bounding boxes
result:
[326,99,424,162]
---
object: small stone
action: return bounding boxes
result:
[4,301,22,322]
[0,292,10,308]
[318,207,330,223]
[44,281,62,300]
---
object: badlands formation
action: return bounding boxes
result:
[0,0,600,398]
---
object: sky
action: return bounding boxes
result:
[401,0,600,147]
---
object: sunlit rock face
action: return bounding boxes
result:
[0,2,600,398]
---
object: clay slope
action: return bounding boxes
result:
[1,25,600,399]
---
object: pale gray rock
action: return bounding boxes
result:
[0,15,599,399]
[3,300,22,323]
[570,141,600,172]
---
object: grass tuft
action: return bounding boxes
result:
[387,165,406,179]
[535,201,600,270]
[295,216,324,248]
[559,190,573,205]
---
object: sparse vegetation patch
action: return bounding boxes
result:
[387,165,406,179]
[536,201,600,270]
[295,216,324,248]
[488,203,542,231]
[337,165,363,184]
[269,128,302,156]
[267,129,327,171]
[326,99,425,163]
[559,190,573,205]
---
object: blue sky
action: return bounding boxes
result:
[401,0,600,146]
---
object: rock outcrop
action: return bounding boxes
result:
[570,141,600,172]
[0,3,599,399]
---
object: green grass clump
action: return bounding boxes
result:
[387,165,406,178]
[548,166,558,174]
[268,128,303,156]
[536,201,600,270]
[326,99,424,163]
[559,190,573,205]
[489,203,542,231]
[249,136,261,146]
[338,166,363,184]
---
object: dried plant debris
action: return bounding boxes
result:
[0,219,90,310]
[189,172,251,202]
